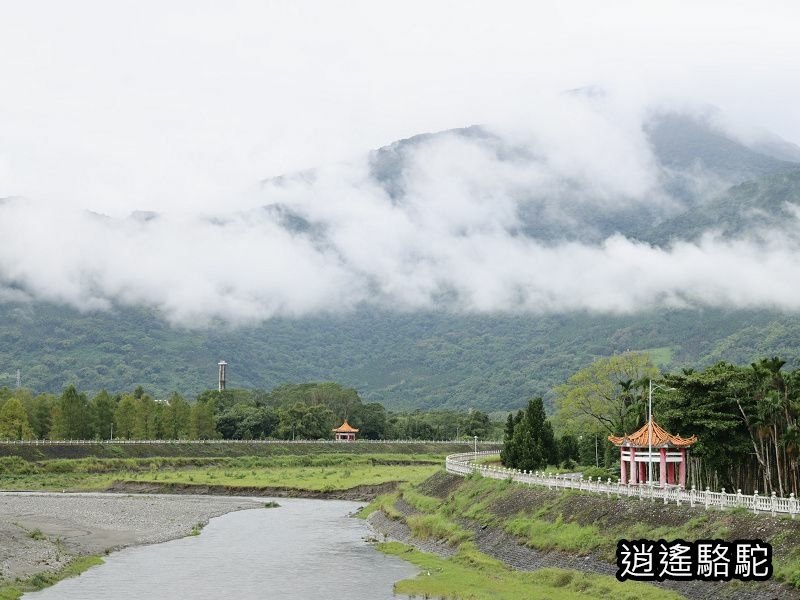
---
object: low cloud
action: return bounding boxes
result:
[1,98,799,326]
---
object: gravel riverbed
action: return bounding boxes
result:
[0,492,264,582]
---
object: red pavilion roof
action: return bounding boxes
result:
[608,418,697,448]
[333,420,359,433]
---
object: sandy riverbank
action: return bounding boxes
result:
[0,492,265,582]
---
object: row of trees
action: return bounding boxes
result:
[0,386,215,441]
[0,382,498,442]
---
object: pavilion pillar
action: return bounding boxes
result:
[620,448,627,483]
[679,448,687,488]
[659,448,667,488]
[629,447,637,484]
[638,461,646,484]
[667,462,675,485]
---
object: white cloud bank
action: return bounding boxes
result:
[1,104,799,326]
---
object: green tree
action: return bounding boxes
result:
[553,352,658,436]
[162,392,191,439]
[133,394,158,439]
[89,390,117,440]
[353,403,387,439]
[29,394,54,439]
[501,399,557,471]
[463,410,491,438]
[0,397,35,440]
[558,434,580,464]
[191,401,217,439]
[51,385,89,439]
[217,404,262,439]
[114,395,137,439]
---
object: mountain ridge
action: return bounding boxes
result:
[2,111,800,411]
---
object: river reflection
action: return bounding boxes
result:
[26,498,416,599]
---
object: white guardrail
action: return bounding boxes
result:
[446,451,800,518]
[0,438,502,446]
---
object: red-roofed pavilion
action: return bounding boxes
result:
[333,420,359,442]
[608,419,697,488]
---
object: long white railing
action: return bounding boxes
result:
[0,438,502,446]
[446,451,800,518]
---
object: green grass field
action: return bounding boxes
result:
[0,453,443,492]
[122,462,439,491]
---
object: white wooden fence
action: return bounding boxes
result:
[446,451,800,518]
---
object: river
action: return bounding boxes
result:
[24,498,417,599]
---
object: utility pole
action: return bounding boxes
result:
[648,379,676,484]
[595,434,599,467]
[648,379,653,484]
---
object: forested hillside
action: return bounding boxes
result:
[2,302,800,411]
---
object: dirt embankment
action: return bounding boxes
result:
[0,442,492,461]
[105,479,400,501]
[419,471,800,545]
[385,471,800,600]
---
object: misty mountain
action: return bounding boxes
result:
[644,112,799,183]
[2,110,800,411]
[650,169,800,245]
[261,111,800,246]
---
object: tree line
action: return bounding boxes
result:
[0,381,498,442]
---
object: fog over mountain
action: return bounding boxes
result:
[1,97,799,326]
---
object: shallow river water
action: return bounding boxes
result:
[25,498,417,599]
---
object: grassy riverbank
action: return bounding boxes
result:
[365,471,800,599]
[380,542,680,600]
[0,556,104,600]
[0,453,442,494]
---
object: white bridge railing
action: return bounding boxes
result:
[446,451,800,518]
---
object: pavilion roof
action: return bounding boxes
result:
[333,420,359,433]
[607,418,697,448]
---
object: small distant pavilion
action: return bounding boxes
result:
[608,419,697,488]
[333,420,359,442]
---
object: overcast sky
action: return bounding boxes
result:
[2,1,800,324]
[2,0,799,213]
